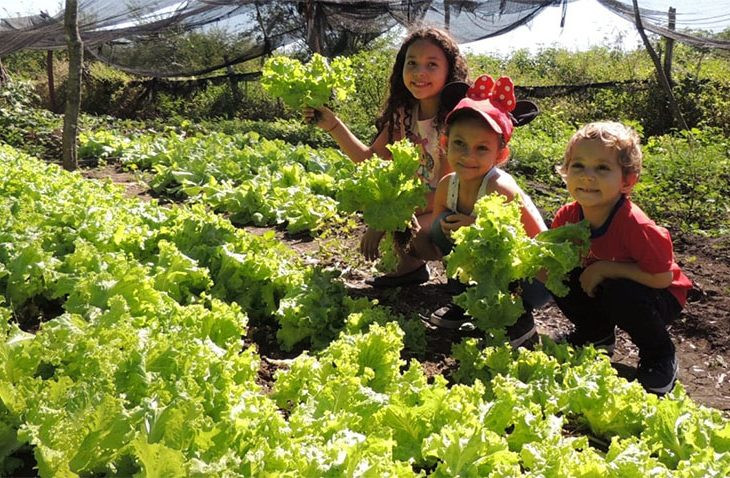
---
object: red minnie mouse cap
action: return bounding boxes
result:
[445,75,517,143]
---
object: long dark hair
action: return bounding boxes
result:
[375,26,468,141]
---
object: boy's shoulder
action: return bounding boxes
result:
[619,198,657,228]
[554,201,581,222]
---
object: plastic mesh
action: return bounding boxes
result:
[1,0,729,78]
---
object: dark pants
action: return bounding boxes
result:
[553,267,682,360]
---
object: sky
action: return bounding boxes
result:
[461,0,644,54]
[1,0,63,17]
[3,0,724,54]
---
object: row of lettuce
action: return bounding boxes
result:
[80,129,356,234]
[1,144,729,476]
[78,118,730,238]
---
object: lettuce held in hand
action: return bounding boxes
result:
[446,193,590,331]
[336,140,427,272]
[261,53,355,109]
[336,139,426,232]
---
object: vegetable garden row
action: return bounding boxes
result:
[1,141,729,476]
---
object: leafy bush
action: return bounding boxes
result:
[634,128,730,235]
[0,81,63,159]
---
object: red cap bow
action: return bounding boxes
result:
[447,74,517,142]
[467,75,516,112]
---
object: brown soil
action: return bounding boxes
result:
[80,163,151,200]
[88,166,730,412]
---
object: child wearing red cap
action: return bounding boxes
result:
[411,74,548,347]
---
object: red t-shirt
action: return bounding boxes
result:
[552,196,692,307]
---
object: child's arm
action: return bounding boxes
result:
[580,261,673,297]
[494,173,547,238]
[409,176,451,260]
[360,227,386,261]
[432,175,476,237]
[304,106,391,163]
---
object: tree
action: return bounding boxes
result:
[63,0,82,171]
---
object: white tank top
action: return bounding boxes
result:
[446,167,500,217]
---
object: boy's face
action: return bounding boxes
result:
[402,39,449,103]
[565,138,635,210]
[446,117,503,182]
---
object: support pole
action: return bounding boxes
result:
[444,0,451,30]
[224,55,242,105]
[63,0,83,171]
[663,7,676,86]
[632,0,688,131]
[305,0,324,54]
[47,50,56,111]
[0,58,8,85]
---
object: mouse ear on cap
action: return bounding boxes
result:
[440,81,469,114]
[510,100,539,127]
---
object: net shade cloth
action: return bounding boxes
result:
[1,0,729,78]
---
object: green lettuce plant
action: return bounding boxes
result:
[336,139,427,271]
[446,193,590,335]
[261,53,355,109]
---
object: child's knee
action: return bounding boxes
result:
[599,278,657,315]
[520,279,551,310]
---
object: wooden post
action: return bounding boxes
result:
[632,0,688,131]
[305,0,323,54]
[0,58,8,85]
[664,7,676,86]
[223,55,242,105]
[444,0,451,31]
[63,0,83,171]
[47,50,56,111]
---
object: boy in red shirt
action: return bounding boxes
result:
[551,122,692,395]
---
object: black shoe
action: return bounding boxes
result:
[366,264,430,288]
[445,277,467,295]
[507,313,537,348]
[429,302,469,329]
[637,354,678,395]
[556,327,616,356]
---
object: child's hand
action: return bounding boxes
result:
[440,213,474,240]
[579,262,608,297]
[302,106,338,132]
[360,227,385,261]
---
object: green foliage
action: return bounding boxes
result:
[192,117,376,149]
[446,194,589,334]
[507,108,576,214]
[0,80,62,159]
[633,128,730,235]
[344,41,395,130]
[336,139,427,232]
[261,53,355,109]
[81,129,356,234]
[0,148,728,474]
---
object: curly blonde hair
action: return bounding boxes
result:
[559,122,643,179]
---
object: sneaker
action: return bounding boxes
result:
[429,302,469,329]
[507,313,537,348]
[556,327,616,356]
[637,354,678,395]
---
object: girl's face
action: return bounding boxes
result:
[402,39,449,102]
[565,138,634,210]
[446,117,503,182]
